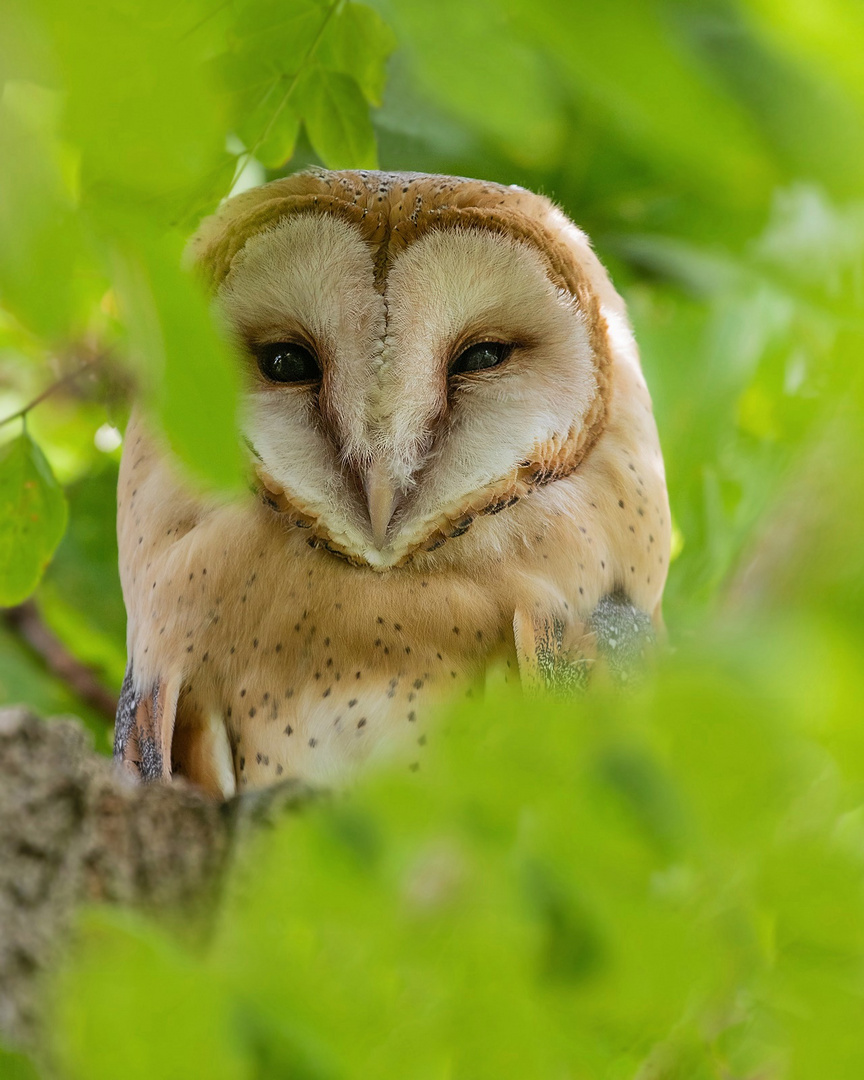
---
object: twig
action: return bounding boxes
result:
[0,360,99,429]
[2,601,118,722]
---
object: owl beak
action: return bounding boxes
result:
[364,460,399,549]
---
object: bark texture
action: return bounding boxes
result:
[0,706,309,1047]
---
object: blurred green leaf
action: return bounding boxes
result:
[110,235,244,491]
[36,0,227,213]
[45,624,864,1077]
[0,1045,40,1080]
[0,431,67,606]
[0,84,92,339]
[747,0,864,124]
[38,463,126,690]
[527,0,779,206]
[383,0,565,166]
[52,911,249,1080]
[0,618,112,748]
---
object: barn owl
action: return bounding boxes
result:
[115,169,671,797]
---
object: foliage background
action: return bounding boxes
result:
[1,1,863,1076]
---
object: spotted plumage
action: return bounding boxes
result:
[115,169,671,796]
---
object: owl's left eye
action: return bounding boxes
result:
[255,342,321,384]
[450,341,512,375]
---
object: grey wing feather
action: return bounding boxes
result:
[114,660,176,782]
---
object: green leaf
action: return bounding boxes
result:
[218,0,331,166]
[0,1045,40,1080]
[39,464,127,690]
[52,910,248,1080]
[219,0,391,169]
[213,54,297,169]
[525,0,778,207]
[256,107,303,170]
[0,431,68,607]
[229,0,330,70]
[748,0,864,117]
[384,0,565,166]
[316,2,397,106]
[0,84,95,339]
[110,234,244,492]
[299,69,377,168]
[36,0,228,213]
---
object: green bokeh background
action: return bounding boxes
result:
[1,0,863,1076]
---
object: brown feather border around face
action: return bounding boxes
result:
[199,179,613,566]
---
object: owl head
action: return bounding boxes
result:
[191,169,628,569]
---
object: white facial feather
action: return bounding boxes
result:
[218,213,385,552]
[216,212,601,567]
[384,229,597,544]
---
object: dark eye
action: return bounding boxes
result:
[255,341,320,383]
[450,341,512,375]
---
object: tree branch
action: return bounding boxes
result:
[2,602,118,723]
[0,707,312,1049]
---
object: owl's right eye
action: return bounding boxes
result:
[255,342,321,384]
[450,340,513,375]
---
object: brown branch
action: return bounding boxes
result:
[2,601,118,722]
[0,707,313,1049]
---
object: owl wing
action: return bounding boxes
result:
[513,591,655,694]
[513,609,592,695]
[114,661,179,781]
[586,591,656,685]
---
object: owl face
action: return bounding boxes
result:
[200,171,612,569]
